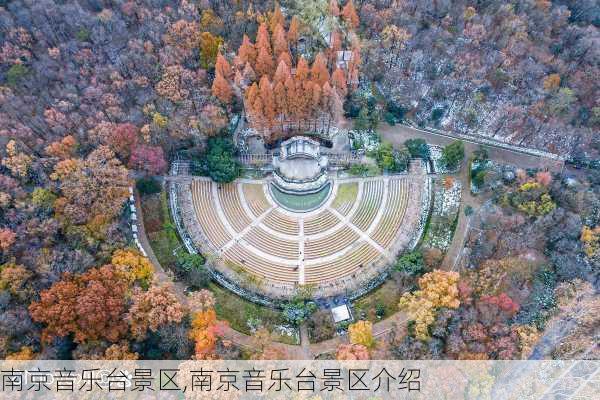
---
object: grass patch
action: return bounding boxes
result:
[352,278,403,323]
[332,182,358,209]
[140,191,181,270]
[209,282,298,345]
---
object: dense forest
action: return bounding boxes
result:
[360,0,599,158]
[0,0,597,361]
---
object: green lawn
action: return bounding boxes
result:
[140,191,180,271]
[210,283,299,345]
[331,182,358,209]
[352,277,403,323]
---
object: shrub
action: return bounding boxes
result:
[431,107,445,122]
[395,250,424,276]
[472,170,486,187]
[136,177,161,195]
[386,102,406,120]
[6,64,28,86]
[176,252,206,272]
[187,266,211,289]
[441,140,465,169]
[374,142,409,172]
[283,297,317,325]
[75,28,91,42]
[404,138,430,159]
[383,111,396,125]
[349,164,369,176]
[307,310,336,342]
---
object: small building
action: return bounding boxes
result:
[331,304,352,323]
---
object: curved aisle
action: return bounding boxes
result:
[181,173,428,297]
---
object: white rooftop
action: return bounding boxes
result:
[331,304,351,323]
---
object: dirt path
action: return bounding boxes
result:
[378,122,564,172]
[440,162,478,271]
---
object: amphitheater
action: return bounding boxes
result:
[173,161,429,299]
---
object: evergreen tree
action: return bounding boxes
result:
[205,136,240,183]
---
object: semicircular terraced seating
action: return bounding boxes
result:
[304,226,359,260]
[182,174,424,296]
[190,180,232,248]
[331,182,359,216]
[244,226,299,259]
[350,180,384,231]
[371,178,410,247]
[223,243,298,284]
[304,209,340,236]
[304,242,380,284]
[241,183,271,217]
[262,209,299,235]
[217,183,253,233]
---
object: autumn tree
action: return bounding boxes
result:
[29,265,130,343]
[189,308,228,360]
[255,23,271,55]
[214,53,232,79]
[111,248,154,287]
[336,343,370,360]
[269,4,285,33]
[348,320,376,349]
[342,0,359,29]
[382,25,412,67]
[128,284,185,340]
[211,72,233,104]
[399,270,461,340]
[50,146,129,226]
[109,124,138,160]
[188,289,215,313]
[2,140,32,179]
[329,0,340,17]
[237,34,257,66]
[310,53,330,85]
[249,328,286,360]
[128,145,167,175]
[272,23,288,59]
[45,135,77,159]
[288,16,300,45]
[331,67,347,96]
[543,73,560,91]
[0,228,16,252]
[103,342,139,360]
[199,32,223,70]
[255,45,274,77]
[0,263,32,302]
[259,75,276,125]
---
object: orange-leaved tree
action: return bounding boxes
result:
[29,264,131,343]
[398,270,460,340]
[189,308,228,360]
